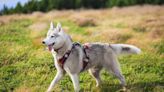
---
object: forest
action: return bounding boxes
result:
[1,0,164,15]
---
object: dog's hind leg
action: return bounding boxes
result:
[104,54,126,87]
[108,61,127,91]
[110,64,126,87]
[89,67,102,87]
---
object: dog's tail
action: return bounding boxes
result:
[110,44,141,56]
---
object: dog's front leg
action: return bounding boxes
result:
[47,71,63,92]
[69,74,80,92]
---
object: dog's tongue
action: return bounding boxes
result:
[48,45,53,51]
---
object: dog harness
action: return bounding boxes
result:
[57,42,89,72]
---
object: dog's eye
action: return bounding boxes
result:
[51,36,54,38]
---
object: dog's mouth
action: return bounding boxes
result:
[48,43,55,51]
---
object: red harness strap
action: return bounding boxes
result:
[57,42,90,71]
[58,50,71,69]
[57,42,79,69]
[81,44,90,72]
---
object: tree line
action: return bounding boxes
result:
[1,0,164,15]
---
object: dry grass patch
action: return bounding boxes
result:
[71,16,97,27]
[15,86,32,92]
[101,29,132,43]
[148,29,164,39]
[29,22,47,32]
[31,12,44,18]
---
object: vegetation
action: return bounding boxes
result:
[0,5,164,92]
[1,0,164,15]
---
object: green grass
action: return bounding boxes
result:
[153,40,164,55]
[0,10,164,92]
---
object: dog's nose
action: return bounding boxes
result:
[42,41,45,44]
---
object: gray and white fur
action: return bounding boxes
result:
[42,22,141,92]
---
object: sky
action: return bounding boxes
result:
[0,0,29,10]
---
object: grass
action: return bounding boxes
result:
[0,5,164,92]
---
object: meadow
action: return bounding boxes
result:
[0,5,163,92]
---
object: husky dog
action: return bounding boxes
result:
[42,22,141,92]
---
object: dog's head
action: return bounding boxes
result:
[42,22,66,51]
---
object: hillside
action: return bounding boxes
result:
[0,5,164,92]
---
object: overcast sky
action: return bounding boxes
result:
[0,0,29,10]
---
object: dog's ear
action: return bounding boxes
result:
[50,21,54,29]
[56,22,62,32]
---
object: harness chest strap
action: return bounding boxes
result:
[58,50,71,69]
[81,44,89,72]
[57,43,89,71]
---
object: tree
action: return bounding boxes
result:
[37,0,49,12]
[25,0,38,13]
[14,2,23,13]
[47,0,57,10]
[2,5,9,14]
